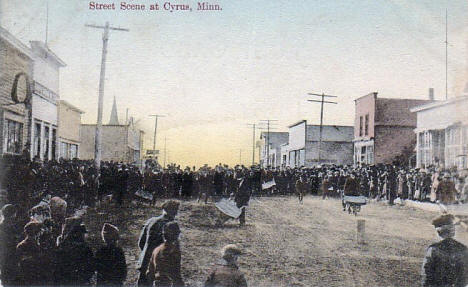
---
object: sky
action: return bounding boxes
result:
[1,0,467,167]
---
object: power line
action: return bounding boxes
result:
[148,114,166,151]
[307,92,337,163]
[86,22,129,170]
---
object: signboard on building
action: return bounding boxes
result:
[146,149,159,155]
[288,120,306,151]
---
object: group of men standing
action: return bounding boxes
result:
[136,200,248,287]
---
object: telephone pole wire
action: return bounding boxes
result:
[86,22,129,170]
[307,92,337,163]
[149,114,166,151]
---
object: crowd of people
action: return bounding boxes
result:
[2,153,468,286]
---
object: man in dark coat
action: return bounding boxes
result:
[54,217,95,286]
[421,214,468,287]
[137,200,180,286]
[0,204,22,286]
[16,220,44,286]
[235,176,251,226]
[96,223,127,286]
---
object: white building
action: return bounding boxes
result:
[284,120,354,167]
[57,100,83,159]
[411,95,468,169]
[259,132,288,168]
[29,41,66,161]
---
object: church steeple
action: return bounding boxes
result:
[108,96,120,125]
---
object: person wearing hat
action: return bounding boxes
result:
[436,173,457,205]
[16,220,44,286]
[147,221,184,287]
[205,244,247,287]
[235,175,251,226]
[0,204,22,286]
[95,223,127,286]
[295,175,306,204]
[137,200,180,286]
[421,214,468,286]
[54,217,95,286]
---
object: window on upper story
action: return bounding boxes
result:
[365,114,369,136]
[359,116,363,137]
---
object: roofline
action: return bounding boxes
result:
[410,95,468,113]
[306,124,354,128]
[288,120,307,128]
[0,26,33,59]
[354,92,378,102]
[59,100,85,114]
[30,41,66,67]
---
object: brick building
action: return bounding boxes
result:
[353,92,433,165]
[282,120,353,167]
[0,26,33,156]
[58,100,84,159]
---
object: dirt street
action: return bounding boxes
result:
[83,196,468,287]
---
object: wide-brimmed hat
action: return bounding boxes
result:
[222,244,242,258]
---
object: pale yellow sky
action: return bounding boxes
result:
[1,0,467,167]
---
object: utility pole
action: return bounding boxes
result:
[164,136,167,168]
[445,8,448,100]
[246,123,256,165]
[86,22,129,170]
[149,114,165,151]
[307,92,337,163]
[259,120,278,167]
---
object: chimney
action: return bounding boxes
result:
[428,88,434,101]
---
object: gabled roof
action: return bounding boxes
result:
[30,41,66,67]
[0,26,33,59]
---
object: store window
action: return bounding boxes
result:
[34,123,41,158]
[70,144,78,159]
[4,119,23,154]
[52,129,57,159]
[44,126,50,159]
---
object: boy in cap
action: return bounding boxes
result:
[95,223,127,286]
[54,217,95,286]
[147,221,184,287]
[16,220,44,285]
[137,200,180,286]
[205,244,247,287]
[421,214,468,286]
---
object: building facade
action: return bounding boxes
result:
[80,123,144,164]
[80,100,144,164]
[282,120,354,168]
[260,131,289,168]
[354,92,433,165]
[0,27,33,156]
[57,100,83,159]
[29,41,66,161]
[411,95,468,169]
